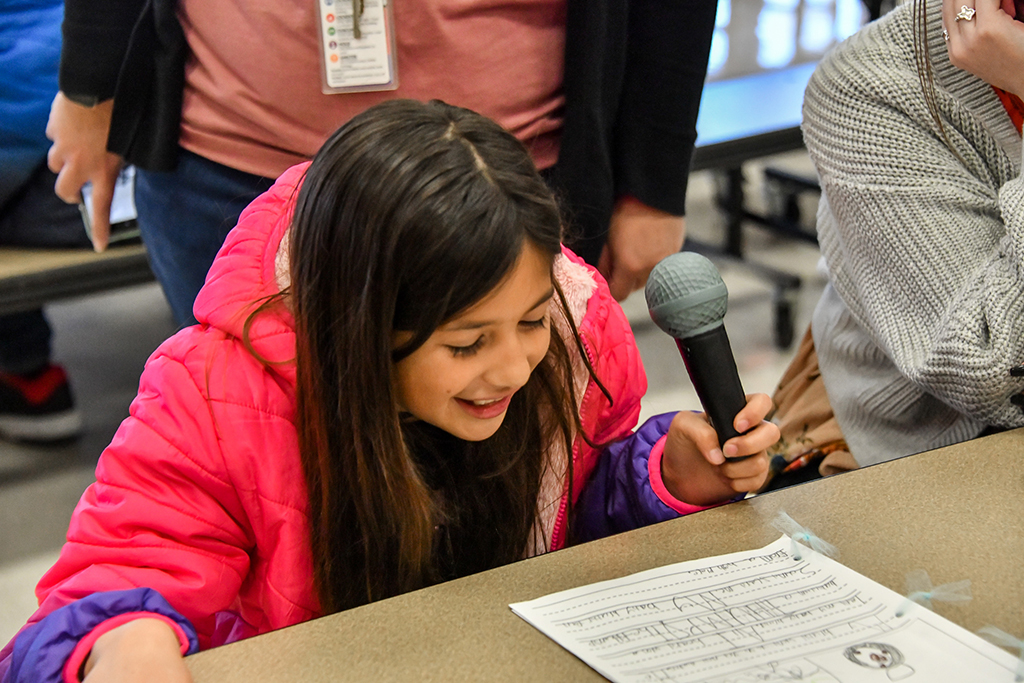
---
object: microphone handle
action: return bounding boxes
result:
[676,325,749,452]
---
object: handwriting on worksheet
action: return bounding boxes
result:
[511,536,1017,682]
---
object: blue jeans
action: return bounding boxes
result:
[0,163,90,375]
[134,149,275,326]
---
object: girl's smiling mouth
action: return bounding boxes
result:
[455,394,513,419]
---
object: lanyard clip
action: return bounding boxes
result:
[352,0,365,39]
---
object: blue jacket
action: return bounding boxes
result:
[0,0,63,199]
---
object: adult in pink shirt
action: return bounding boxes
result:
[46,0,716,323]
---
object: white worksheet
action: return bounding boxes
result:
[511,536,1018,682]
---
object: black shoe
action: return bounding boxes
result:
[0,364,83,442]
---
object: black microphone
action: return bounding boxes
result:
[645,252,749,453]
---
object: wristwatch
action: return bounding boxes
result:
[62,91,104,107]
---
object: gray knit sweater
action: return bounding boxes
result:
[803,0,1024,466]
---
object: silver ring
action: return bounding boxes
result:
[942,27,949,40]
[954,5,976,21]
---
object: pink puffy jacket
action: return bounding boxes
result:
[3,162,697,676]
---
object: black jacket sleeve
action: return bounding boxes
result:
[59,0,146,100]
[616,0,715,216]
[553,0,716,265]
[60,0,186,170]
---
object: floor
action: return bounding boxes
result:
[0,150,827,644]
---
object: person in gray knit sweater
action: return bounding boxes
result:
[802,0,1024,467]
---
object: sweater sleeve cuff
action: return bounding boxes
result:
[647,435,713,515]
[62,613,191,683]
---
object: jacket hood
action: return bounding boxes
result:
[193,162,310,362]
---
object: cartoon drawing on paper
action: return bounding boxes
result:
[843,643,915,680]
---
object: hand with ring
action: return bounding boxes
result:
[942,0,1024,100]
[954,4,977,20]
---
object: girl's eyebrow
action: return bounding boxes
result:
[442,288,555,331]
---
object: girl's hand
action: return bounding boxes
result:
[944,0,1024,99]
[83,618,192,683]
[660,394,778,507]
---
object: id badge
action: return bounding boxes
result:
[317,0,398,94]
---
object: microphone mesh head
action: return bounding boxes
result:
[645,252,728,338]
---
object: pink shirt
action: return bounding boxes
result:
[177,0,566,178]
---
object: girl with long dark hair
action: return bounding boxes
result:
[1,100,775,682]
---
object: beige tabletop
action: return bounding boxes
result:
[187,428,1024,681]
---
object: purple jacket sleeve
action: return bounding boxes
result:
[574,412,695,543]
[1,588,198,683]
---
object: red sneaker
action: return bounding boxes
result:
[0,364,83,442]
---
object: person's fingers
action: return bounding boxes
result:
[949,0,990,38]
[974,0,1018,31]
[946,0,977,51]
[947,0,976,27]
[45,93,121,209]
[718,452,769,492]
[974,0,1002,20]
[597,244,612,282]
[727,471,770,493]
[732,393,774,434]
[45,93,61,142]
[88,174,117,252]
[944,0,1024,96]
[598,247,637,301]
[943,0,962,28]
[722,420,781,459]
[599,248,640,300]
[669,411,725,466]
[52,159,86,205]
[46,142,66,177]
[606,269,636,302]
[720,451,768,478]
